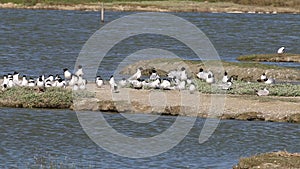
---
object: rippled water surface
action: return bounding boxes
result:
[0,9,299,78]
[1,9,300,168]
[1,108,300,168]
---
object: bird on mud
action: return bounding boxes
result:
[128,67,143,81]
[109,75,119,93]
[95,76,104,88]
[256,88,270,96]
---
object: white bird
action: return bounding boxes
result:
[45,79,52,88]
[75,65,84,77]
[109,75,118,93]
[28,78,35,87]
[130,79,143,89]
[69,75,79,86]
[36,76,44,88]
[95,76,104,88]
[277,46,285,54]
[160,79,171,90]
[63,68,72,80]
[179,67,188,81]
[189,83,196,94]
[45,75,54,82]
[177,80,186,90]
[260,73,267,81]
[148,79,160,89]
[56,79,66,88]
[222,71,229,83]
[118,78,127,88]
[73,84,79,91]
[1,75,8,89]
[264,77,275,84]
[196,68,213,81]
[13,71,20,86]
[21,75,28,87]
[128,67,142,80]
[206,74,215,84]
[256,88,270,96]
[149,69,160,81]
[167,69,180,79]
[219,81,233,90]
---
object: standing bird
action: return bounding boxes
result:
[63,68,72,80]
[21,75,28,87]
[109,75,118,93]
[75,65,84,77]
[277,46,285,54]
[256,88,270,96]
[149,69,160,81]
[222,71,229,83]
[13,71,20,86]
[128,67,142,80]
[180,67,188,81]
[95,76,104,88]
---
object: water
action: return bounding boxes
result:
[1,9,300,168]
[1,108,299,168]
[0,9,299,79]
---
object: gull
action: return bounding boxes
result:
[256,88,269,96]
[28,78,35,87]
[109,75,119,93]
[63,68,72,80]
[277,46,285,54]
[21,75,28,87]
[264,77,275,84]
[95,76,104,88]
[160,79,171,90]
[128,67,142,80]
[222,71,229,83]
[180,67,188,81]
[118,78,127,88]
[75,65,84,77]
[149,69,160,81]
[189,83,196,94]
[206,74,215,84]
[13,71,20,86]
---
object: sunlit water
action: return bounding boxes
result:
[0,108,299,168]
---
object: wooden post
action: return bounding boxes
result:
[101,2,104,23]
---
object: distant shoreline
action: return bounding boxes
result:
[0,1,300,14]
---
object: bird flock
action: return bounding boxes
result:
[1,63,277,96]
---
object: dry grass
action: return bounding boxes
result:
[237,53,300,63]
[234,151,300,169]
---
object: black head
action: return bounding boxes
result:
[78,65,82,69]
[110,75,114,78]
[122,78,126,81]
[262,73,266,76]
[152,69,157,73]
[58,79,63,83]
[23,75,26,77]
[208,74,212,78]
[13,71,19,75]
[224,71,228,76]
[181,67,186,71]
[63,68,68,72]
[199,68,203,72]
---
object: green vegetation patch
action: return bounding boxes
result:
[237,53,300,63]
[234,151,300,169]
[0,87,73,108]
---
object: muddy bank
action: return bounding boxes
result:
[237,53,300,63]
[0,2,300,14]
[233,151,300,169]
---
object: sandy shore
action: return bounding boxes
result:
[0,2,300,14]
